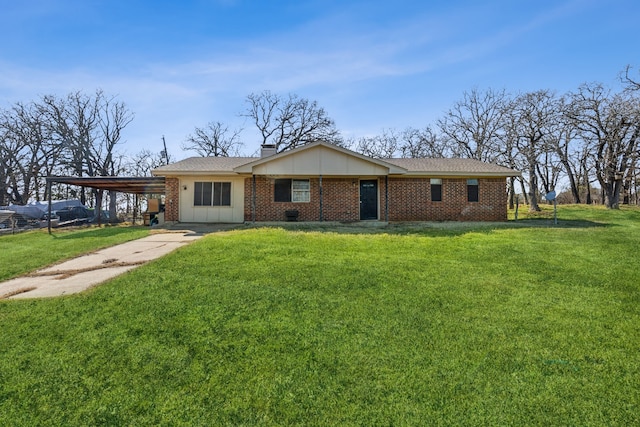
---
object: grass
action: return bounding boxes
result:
[0,225,150,281]
[0,206,639,425]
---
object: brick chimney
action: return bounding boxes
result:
[260,144,277,157]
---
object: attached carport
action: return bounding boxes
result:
[45,176,166,233]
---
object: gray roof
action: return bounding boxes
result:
[153,151,520,177]
[153,157,256,174]
[386,158,519,176]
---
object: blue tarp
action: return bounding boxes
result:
[0,200,85,219]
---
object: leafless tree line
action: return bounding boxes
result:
[183,71,639,210]
[0,90,141,220]
[347,69,640,210]
[2,67,639,215]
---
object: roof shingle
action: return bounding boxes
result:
[152,144,519,177]
[385,158,518,176]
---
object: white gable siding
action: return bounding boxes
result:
[251,145,389,176]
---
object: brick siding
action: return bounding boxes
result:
[164,177,179,221]
[243,176,507,222]
[244,177,360,222]
[387,177,507,221]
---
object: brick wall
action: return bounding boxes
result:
[244,177,360,222]
[164,177,179,221]
[243,176,507,222]
[387,177,507,221]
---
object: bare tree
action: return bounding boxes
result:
[498,107,527,208]
[399,126,450,158]
[622,65,640,92]
[95,92,134,221]
[244,90,342,152]
[355,126,450,159]
[40,90,133,216]
[182,121,243,157]
[438,88,510,162]
[549,97,584,203]
[569,83,640,209]
[121,149,168,223]
[355,129,400,158]
[510,90,561,211]
[0,102,62,204]
[0,119,20,206]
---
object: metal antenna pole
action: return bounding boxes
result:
[162,135,169,165]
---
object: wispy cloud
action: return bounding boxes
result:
[0,0,625,156]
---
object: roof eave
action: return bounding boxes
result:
[393,171,522,178]
[152,170,241,176]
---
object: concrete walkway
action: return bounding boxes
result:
[0,231,205,300]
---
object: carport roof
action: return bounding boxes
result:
[46,176,166,194]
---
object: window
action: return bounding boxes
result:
[467,179,479,202]
[274,179,310,202]
[430,178,442,202]
[194,182,231,206]
[292,179,310,202]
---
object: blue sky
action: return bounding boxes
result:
[1,0,638,158]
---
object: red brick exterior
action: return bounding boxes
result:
[164,177,180,221]
[244,177,361,222]
[243,176,507,222]
[386,177,507,221]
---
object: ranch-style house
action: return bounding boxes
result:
[152,140,520,223]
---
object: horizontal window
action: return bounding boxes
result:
[194,182,231,206]
[275,179,310,203]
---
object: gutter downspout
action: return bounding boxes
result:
[252,175,256,223]
[385,176,389,222]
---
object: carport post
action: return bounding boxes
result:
[47,178,52,235]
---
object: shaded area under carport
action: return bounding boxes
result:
[45,176,166,233]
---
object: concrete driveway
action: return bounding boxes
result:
[0,230,205,300]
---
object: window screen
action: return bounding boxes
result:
[274,179,292,202]
[194,182,231,206]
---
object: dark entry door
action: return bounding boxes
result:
[360,180,378,220]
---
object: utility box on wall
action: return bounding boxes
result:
[285,210,299,221]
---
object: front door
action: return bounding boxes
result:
[360,180,378,220]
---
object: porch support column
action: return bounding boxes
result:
[319,174,323,222]
[252,174,256,223]
[385,175,389,222]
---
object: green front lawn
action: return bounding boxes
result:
[0,207,638,425]
[0,226,149,281]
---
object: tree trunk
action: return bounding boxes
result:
[528,165,540,212]
[602,183,619,209]
[561,159,581,203]
[519,178,529,205]
[95,189,103,224]
[108,190,118,223]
